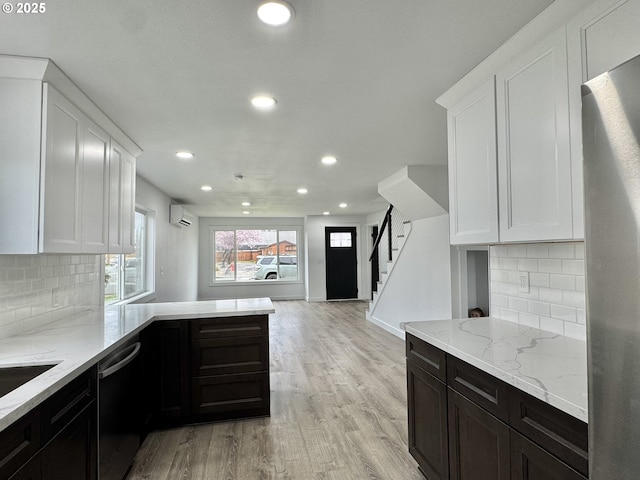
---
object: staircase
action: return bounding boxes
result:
[366,209,412,320]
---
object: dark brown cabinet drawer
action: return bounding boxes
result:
[508,388,588,477]
[192,336,269,376]
[191,316,268,339]
[447,355,509,422]
[510,430,587,480]
[41,367,96,443]
[192,372,270,420]
[0,410,41,480]
[406,334,447,382]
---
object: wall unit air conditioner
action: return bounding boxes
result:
[170,205,194,227]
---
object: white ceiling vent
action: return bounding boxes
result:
[170,205,194,227]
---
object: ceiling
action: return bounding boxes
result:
[0,0,554,218]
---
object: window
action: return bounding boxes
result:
[212,228,300,282]
[105,210,151,304]
[330,231,352,247]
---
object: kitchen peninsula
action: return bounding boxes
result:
[0,297,274,480]
[403,317,588,480]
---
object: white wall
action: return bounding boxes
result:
[135,176,199,302]
[368,214,452,337]
[305,214,370,302]
[198,217,305,300]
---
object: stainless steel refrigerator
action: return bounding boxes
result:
[583,53,640,479]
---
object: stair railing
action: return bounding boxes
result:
[369,204,394,262]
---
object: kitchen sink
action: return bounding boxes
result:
[0,364,57,398]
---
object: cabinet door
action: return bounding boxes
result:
[8,454,41,480]
[576,0,640,81]
[81,119,109,253]
[0,410,41,480]
[447,78,499,245]
[108,140,124,253]
[496,27,573,242]
[145,321,190,423]
[121,150,136,254]
[41,402,97,480]
[448,389,510,480]
[407,360,449,480]
[510,430,587,480]
[41,84,83,253]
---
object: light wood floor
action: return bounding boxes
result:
[127,300,422,480]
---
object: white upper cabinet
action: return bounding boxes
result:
[110,140,136,254]
[0,56,141,254]
[447,78,499,245]
[40,85,84,252]
[570,0,640,82]
[496,27,574,242]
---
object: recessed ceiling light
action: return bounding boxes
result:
[321,155,337,165]
[242,202,251,207]
[323,211,330,215]
[176,151,194,159]
[251,95,277,110]
[257,1,294,26]
[297,188,308,194]
[201,185,213,192]
[339,203,347,208]
[242,211,251,215]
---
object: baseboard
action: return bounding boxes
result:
[366,314,405,339]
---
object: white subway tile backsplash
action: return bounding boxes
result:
[509,297,528,312]
[539,259,563,274]
[527,244,549,258]
[529,272,550,288]
[0,254,100,339]
[550,274,576,291]
[562,259,585,276]
[519,312,540,329]
[549,244,575,259]
[518,259,539,272]
[564,322,586,341]
[551,304,577,323]
[490,242,586,339]
[540,316,565,335]
[529,300,551,317]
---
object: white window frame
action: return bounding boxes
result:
[105,208,156,305]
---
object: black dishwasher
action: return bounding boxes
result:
[98,336,142,480]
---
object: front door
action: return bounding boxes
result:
[325,226,358,300]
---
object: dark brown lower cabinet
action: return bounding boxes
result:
[1,367,97,480]
[41,401,97,480]
[407,360,449,480]
[448,389,510,480]
[143,315,271,428]
[405,334,588,480]
[510,431,587,480]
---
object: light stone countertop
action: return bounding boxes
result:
[403,316,588,422]
[0,297,275,432]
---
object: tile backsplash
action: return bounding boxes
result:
[490,242,586,341]
[0,254,101,340]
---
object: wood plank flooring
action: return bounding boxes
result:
[127,300,422,480]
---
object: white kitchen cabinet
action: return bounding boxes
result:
[81,117,110,253]
[0,56,140,254]
[496,27,574,242]
[109,140,136,254]
[569,0,640,82]
[447,78,499,245]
